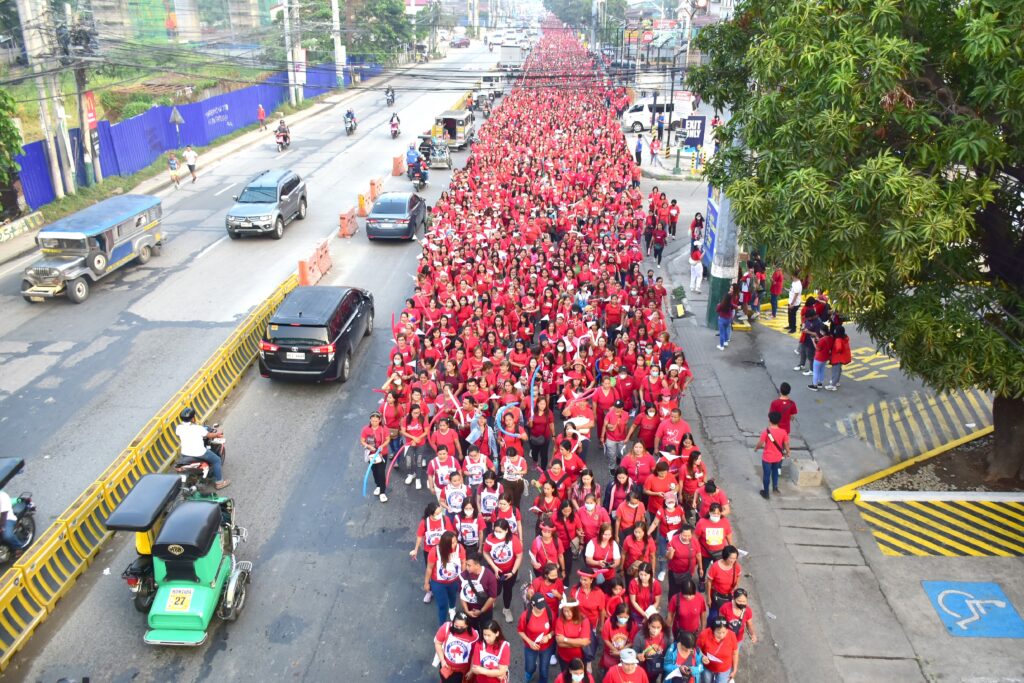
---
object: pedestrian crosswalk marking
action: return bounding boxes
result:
[833,389,992,462]
[857,500,1024,557]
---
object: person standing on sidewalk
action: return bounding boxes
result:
[827,325,852,391]
[755,411,789,499]
[635,136,644,166]
[810,328,834,391]
[769,265,784,318]
[794,304,822,375]
[650,137,661,166]
[183,145,198,183]
[688,247,703,293]
[715,293,736,351]
[785,272,803,333]
[257,103,267,130]
[768,383,798,435]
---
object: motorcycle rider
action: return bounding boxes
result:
[0,489,27,552]
[175,407,230,489]
[344,108,357,130]
[275,118,290,146]
[390,111,401,134]
[385,85,395,104]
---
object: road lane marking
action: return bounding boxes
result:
[214,183,237,197]
[0,252,40,278]
[196,235,228,260]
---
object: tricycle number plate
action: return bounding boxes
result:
[285,352,305,360]
[29,297,44,303]
[166,587,193,612]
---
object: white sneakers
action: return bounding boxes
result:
[423,591,433,603]
[379,493,388,503]
[373,487,381,496]
[658,570,666,582]
[415,478,423,490]
[717,345,724,350]
[405,473,415,486]
[502,608,513,623]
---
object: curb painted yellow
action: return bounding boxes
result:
[0,273,298,671]
[831,425,993,502]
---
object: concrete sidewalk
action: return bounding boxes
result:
[647,175,1024,683]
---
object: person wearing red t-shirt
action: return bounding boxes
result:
[619,516,655,575]
[555,599,593,670]
[653,409,690,454]
[470,621,511,683]
[619,442,656,488]
[768,382,799,434]
[627,564,662,623]
[665,525,703,597]
[527,561,565,614]
[553,658,596,683]
[642,462,678,518]
[426,531,468,625]
[518,594,556,683]
[600,603,638,671]
[696,480,731,519]
[627,403,660,453]
[667,576,706,642]
[705,546,742,625]
[413,502,455,601]
[756,411,790,499]
[601,400,630,471]
[695,503,733,574]
[601,645,649,683]
[482,519,523,624]
[529,523,566,577]
[435,614,479,681]
[769,265,785,318]
[359,411,389,503]
[650,493,684,561]
[427,445,463,500]
[719,588,758,644]
[696,619,739,681]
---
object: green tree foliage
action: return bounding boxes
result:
[354,0,413,58]
[688,0,1024,480]
[0,90,24,187]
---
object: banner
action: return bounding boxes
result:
[682,115,706,149]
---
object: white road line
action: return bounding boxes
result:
[214,182,237,197]
[279,149,293,157]
[0,252,38,279]
[195,235,228,260]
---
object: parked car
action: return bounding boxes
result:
[366,192,427,240]
[258,286,374,383]
[225,169,307,240]
[451,37,471,48]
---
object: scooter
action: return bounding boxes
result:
[411,165,427,191]
[391,121,400,139]
[275,132,290,152]
[0,458,36,567]
[345,117,356,136]
[386,91,395,107]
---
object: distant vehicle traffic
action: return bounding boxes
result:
[258,286,374,383]
[21,194,163,304]
[225,169,307,240]
[366,191,427,240]
[451,37,471,48]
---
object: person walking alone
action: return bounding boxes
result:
[257,103,267,131]
[650,137,661,166]
[785,272,803,333]
[688,247,703,293]
[755,411,789,499]
[183,145,198,183]
[635,136,644,166]
[715,293,735,351]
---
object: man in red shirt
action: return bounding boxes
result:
[601,400,630,473]
[755,411,790,499]
[767,382,798,434]
[769,264,784,318]
[654,409,690,455]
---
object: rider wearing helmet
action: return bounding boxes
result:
[345,108,357,128]
[275,118,290,145]
[406,142,423,165]
[175,407,230,489]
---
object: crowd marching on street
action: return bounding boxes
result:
[358,28,767,683]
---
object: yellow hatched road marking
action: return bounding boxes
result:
[888,503,1009,556]
[970,501,1024,530]
[922,393,956,445]
[964,389,990,423]
[876,401,904,460]
[930,502,1024,553]
[865,405,886,456]
[858,506,958,556]
[909,392,942,452]
[870,528,930,556]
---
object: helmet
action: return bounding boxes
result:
[409,143,415,149]
[179,407,196,422]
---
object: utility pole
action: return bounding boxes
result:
[16,0,65,200]
[330,0,345,88]
[283,1,297,106]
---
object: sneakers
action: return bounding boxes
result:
[827,383,840,391]
[773,487,781,494]
[724,341,729,347]
[405,473,415,486]
[658,570,666,582]
[759,490,770,500]
[794,348,800,354]
[373,487,381,496]
[379,493,388,503]
[717,345,724,351]
[415,478,423,490]
[793,365,803,371]
[423,590,433,603]
[802,370,813,376]
[807,384,819,391]
[502,607,513,623]
[550,654,558,666]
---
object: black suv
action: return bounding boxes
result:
[258,286,374,382]
[226,169,307,240]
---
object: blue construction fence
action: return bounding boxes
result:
[16,61,381,210]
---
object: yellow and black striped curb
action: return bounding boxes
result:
[0,274,298,671]
[856,493,1024,557]
[833,389,992,462]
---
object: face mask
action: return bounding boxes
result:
[628,502,639,508]
[617,616,629,625]
[451,625,467,634]
[736,602,748,610]
[585,503,596,512]
[571,673,585,683]
[710,514,721,523]
[666,501,676,509]
[433,511,443,520]
[494,530,507,540]
[463,508,473,516]
[647,411,656,418]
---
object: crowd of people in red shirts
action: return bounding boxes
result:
[358,27,758,683]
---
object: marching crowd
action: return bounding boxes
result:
[359,29,765,683]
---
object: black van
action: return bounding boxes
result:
[258,286,374,383]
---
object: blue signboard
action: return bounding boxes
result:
[922,581,1024,638]
[683,116,706,150]
[702,183,719,269]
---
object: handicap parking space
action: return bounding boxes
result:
[922,581,1024,638]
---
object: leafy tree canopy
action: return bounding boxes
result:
[688,0,1024,479]
[0,89,24,187]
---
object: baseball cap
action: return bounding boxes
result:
[531,594,548,609]
[614,399,624,408]
[619,648,639,664]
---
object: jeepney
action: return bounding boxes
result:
[434,110,476,150]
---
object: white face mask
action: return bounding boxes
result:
[709,514,721,523]
[617,616,629,625]
[666,501,676,509]
[628,502,639,508]
[433,511,443,520]
[585,503,596,512]
[571,674,585,683]
[494,530,507,540]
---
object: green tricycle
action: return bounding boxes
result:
[105,473,252,646]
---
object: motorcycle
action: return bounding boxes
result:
[345,117,356,135]
[386,91,395,107]
[106,473,251,644]
[275,131,290,152]
[411,165,427,191]
[391,121,400,139]
[0,458,36,567]
[488,43,494,52]
[482,106,491,119]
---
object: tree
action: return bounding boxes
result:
[688,0,1024,481]
[351,0,413,59]
[0,90,24,187]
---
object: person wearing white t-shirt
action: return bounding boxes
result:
[175,407,230,489]
[0,490,26,551]
[182,146,198,183]
[785,276,803,334]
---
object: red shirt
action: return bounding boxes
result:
[470,639,511,683]
[621,535,655,570]
[695,517,732,557]
[483,533,523,574]
[602,665,649,683]
[768,397,798,433]
[707,560,741,597]
[517,607,555,645]
[669,593,706,633]
[666,534,701,574]
[642,473,678,516]
[427,544,467,584]
[572,585,606,628]
[435,622,479,673]
[696,627,737,674]
[627,578,661,617]
[417,515,454,550]
[620,452,656,485]
[359,424,388,450]
[654,418,691,451]
[719,601,754,641]
[759,426,789,464]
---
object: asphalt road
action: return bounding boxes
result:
[0,42,496,527]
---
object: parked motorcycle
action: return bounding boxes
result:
[0,458,36,567]
[391,121,400,139]
[275,132,290,152]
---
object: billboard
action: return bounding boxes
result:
[703,183,718,269]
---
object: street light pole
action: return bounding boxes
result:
[283,1,297,106]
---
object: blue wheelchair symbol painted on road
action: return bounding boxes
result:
[923,581,1024,638]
